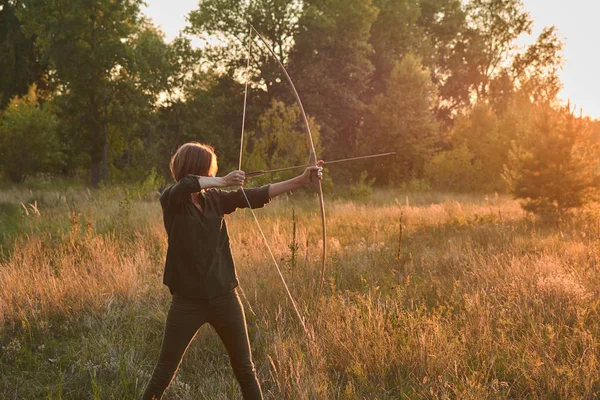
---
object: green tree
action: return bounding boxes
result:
[0,0,46,110]
[449,103,506,190]
[509,26,563,105]
[184,0,315,177]
[154,73,251,178]
[289,0,378,162]
[455,0,563,113]
[187,0,302,98]
[463,0,533,100]
[503,104,600,219]
[367,0,422,96]
[0,87,63,182]
[106,24,181,182]
[18,0,146,186]
[368,0,467,121]
[360,54,439,185]
[424,142,480,191]
[243,100,322,185]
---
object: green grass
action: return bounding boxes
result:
[0,202,23,254]
[1,186,599,399]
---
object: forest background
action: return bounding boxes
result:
[2,0,599,211]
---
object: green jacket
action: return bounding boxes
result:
[159,174,271,298]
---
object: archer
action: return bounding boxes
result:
[142,142,322,400]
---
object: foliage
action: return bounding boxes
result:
[424,142,480,191]
[360,54,439,185]
[399,178,432,193]
[435,0,562,119]
[187,0,302,91]
[0,0,568,196]
[349,171,375,199]
[0,0,46,110]
[369,0,466,121]
[0,87,63,183]
[503,104,600,219]
[243,100,322,185]
[463,0,534,100]
[425,93,564,193]
[289,0,378,161]
[153,73,251,179]
[16,0,162,186]
[435,103,507,191]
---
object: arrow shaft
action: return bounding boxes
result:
[245,152,396,178]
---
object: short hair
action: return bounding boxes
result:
[169,142,218,181]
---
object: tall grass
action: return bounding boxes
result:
[1,187,599,398]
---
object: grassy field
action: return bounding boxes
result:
[1,185,599,399]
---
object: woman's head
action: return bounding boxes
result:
[170,142,218,181]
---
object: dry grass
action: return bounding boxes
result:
[1,187,599,399]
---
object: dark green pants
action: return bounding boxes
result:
[142,289,263,399]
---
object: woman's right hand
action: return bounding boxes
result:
[222,170,246,187]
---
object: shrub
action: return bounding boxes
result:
[349,171,375,199]
[0,87,63,183]
[503,104,600,220]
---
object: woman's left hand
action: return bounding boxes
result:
[300,161,324,185]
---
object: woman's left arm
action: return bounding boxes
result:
[218,163,323,214]
[268,163,323,198]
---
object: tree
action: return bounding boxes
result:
[424,142,480,191]
[0,0,46,110]
[106,24,180,181]
[289,0,378,162]
[509,26,563,105]
[0,86,63,182]
[367,0,422,96]
[503,103,600,219]
[186,0,302,99]
[243,100,322,185]
[360,54,439,185]
[401,0,563,121]
[18,0,146,186]
[455,0,562,112]
[154,73,251,178]
[368,0,467,122]
[447,103,507,190]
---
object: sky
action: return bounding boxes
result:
[142,0,600,119]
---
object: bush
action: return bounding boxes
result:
[503,104,600,220]
[349,171,375,199]
[0,87,63,183]
[423,143,480,192]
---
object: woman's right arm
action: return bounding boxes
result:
[198,171,245,189]
[161,172,246,210]
[161,175,201,210]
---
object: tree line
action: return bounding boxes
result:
[1,0,599,217]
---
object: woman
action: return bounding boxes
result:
[142,142,322,399]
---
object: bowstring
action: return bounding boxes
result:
[239,26,251,171]
[238,26,309,336]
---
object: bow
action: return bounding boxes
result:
[247,25,328,306]
[238,25,398,332]
[239,24,327,318]
[237,25,327,336]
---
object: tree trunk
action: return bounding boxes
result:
[103,119,108,185]
[91,161,101,187]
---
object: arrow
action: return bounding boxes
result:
[245,152,397,178]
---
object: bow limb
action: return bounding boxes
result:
[238,28,310,335]
[249,25,327,305]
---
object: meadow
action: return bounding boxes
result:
[1,185,599,399]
